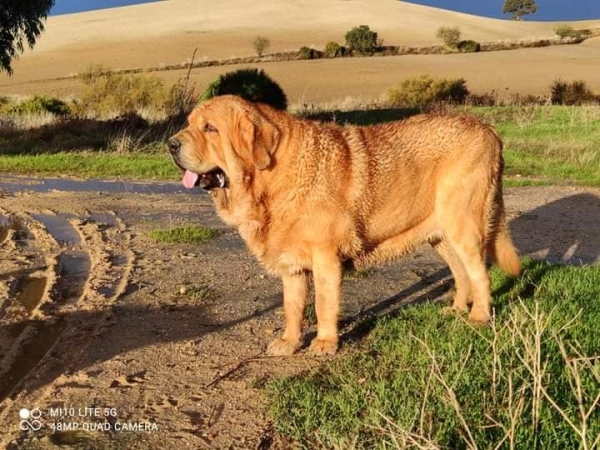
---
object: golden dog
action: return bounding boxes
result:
[168,95,520,356]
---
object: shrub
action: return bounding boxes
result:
[554,24,577,39]
[551,79,596,105]
[387,75,470,108]
[466,92,499,107]
[436,26,461,48]
[0,95,13,113]
[252,35,270,57]
[199,68,288,110]
[8,95,71,116]
[576,29,593,39]
[345,25,379,55]
[164,78,198,118]
[457,39,481,53]
[554,25,592,41]
[298,46,322,60]
[324,41,345,58]
[74,65,169,118]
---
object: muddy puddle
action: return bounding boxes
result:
[32,214,80,245]
[0,318,66,403]
[0,211,93,403]
[0,176,194,195]
[14,277,47,314]
[52,252,91,304]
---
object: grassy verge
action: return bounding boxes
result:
[1,106,598,185]
[0,152,175,180]
[149,225,219,244]
[472,105,600,186]
[268,259,600,448]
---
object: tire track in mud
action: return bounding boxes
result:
[0,208,134,423]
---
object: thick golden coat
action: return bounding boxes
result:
[170,95,520,355]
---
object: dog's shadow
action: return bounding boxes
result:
[336,192,600,345]
[510,192,599,265]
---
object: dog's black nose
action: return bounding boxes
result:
[168,138,181,154]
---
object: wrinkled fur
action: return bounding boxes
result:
[171,95,520,355]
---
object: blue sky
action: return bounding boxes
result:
[406,0,600,21]
[49,0,600,20]
[50,0,162,16]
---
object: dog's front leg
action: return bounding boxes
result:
[309,249,342,355]
[266,271,308,356]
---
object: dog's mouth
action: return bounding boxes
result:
[182,168,228,191]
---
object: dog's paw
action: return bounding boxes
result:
[266,338,299,356]
[467,307,491,325]
[308,338,338,356]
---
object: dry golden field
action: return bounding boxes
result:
[1,0,600,104]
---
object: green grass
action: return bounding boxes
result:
[470,105,600,186]
[149,225,219,244]
[268,259,600,449]
[1,105,599,185]
[0,152,175,180]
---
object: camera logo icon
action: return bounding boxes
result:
[19,408,42,431]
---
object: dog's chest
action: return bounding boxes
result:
[238,224,311,276]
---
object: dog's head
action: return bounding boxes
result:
[168,95,280,192]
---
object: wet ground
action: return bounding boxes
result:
[0,176,598,449]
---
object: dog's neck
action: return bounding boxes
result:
[210,170,271,258]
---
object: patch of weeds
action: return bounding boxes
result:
[268,259,600,448]
[149,226,219,244]
[181,283,212,301]
[304,302,317,326]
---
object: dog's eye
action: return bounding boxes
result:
[203,123,218,133]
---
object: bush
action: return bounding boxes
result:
[554,25,592,41]
[576,29,593,39]
[554,24,577,39]
[252,35,270,57]
[345,25,379,55]
[298,46,322,60]
[436,26,461,48]
[324,41,345,58]
[387,75,470,108]
[8,95,71,116]
[74,65,169,118]
[0,95,13,113]
[551,79,596,105]
[199,68,288,110]
[164,78,198,118]
[457,39,481,53]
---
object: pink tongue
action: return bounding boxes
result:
[182,170,199,189]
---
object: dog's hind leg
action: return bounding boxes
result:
[445,224,491,324]
[432,240,471,312]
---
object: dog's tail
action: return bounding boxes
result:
[486,152,520,277]
[488,208,521,276]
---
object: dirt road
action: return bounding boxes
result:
[0,179,598,448]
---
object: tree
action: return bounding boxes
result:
[252,36,270,57]
[345,25,379,55]
[0,0,55,75]
[503,0,538,20]
[436,26,461,48]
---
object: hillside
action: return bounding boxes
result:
[1,0,599,102]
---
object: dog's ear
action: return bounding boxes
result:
[236,110,280,171]
[187,107,201,127]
